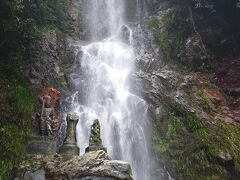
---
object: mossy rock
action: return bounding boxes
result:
[151,100,240,179]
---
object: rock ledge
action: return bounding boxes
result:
[14,150,133,180]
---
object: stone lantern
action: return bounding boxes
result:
[60,112,80,158]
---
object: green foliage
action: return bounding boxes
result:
[196,90,213,113]
[152,96,240,179]
[148,6,192,66]
[0,75,34,179]
[150,0,240,71]
[149,0,240,179]
[214,120,240,171]
[153,108,220,179]
[187,88,214,112]
[0,0,72,57]
[23,0,71,33]
[60,75,71,91]
[169,0,240,9]
[15,79,35,120]
[148,16,171,61]
[0,124,29,179]
[0,0,72,178]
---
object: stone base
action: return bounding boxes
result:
[27,136,57,155]
[80,176,116,180]
[85,146,107,153]
[14,150,133,180]
[59,143,79,158]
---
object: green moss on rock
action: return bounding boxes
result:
[0,76,35,179]
[152,97,240,179]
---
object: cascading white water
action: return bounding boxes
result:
[68,1,154,179]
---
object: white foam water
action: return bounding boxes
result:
[68,1,155,179]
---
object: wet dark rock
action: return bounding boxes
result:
[229,88,240,97]
[185,35,207,66]
[218,150,233,162]
[26,29,76,93]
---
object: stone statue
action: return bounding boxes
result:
[40,105,54,136]
[89,119,102,146]
[37,88,61,137]
[28,88,61,155]
[86,119,106,153]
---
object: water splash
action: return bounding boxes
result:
[69,0,155,179]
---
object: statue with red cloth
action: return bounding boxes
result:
[37,87,61,137]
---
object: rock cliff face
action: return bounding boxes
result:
[24,0,84,152]
[26,29,74,92]
[134,1,240,179]
[26,0,83,92]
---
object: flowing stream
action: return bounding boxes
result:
[68,1,156,179]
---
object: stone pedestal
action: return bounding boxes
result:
[59,112,80,158]
[85,145,107,153]
[15,150,134,180]
[27,136,57,155]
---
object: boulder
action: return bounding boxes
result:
[14,150,133,180]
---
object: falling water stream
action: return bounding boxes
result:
[68,1,156,179]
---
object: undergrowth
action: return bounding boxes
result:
[151,95,240,179]
[0,76,34,179]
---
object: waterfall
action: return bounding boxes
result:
[68,1,155,179]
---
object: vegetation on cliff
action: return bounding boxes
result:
[148,0,240,70]
[0,0,73,178]
[152,93,240,179]
[148,0,240,179]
